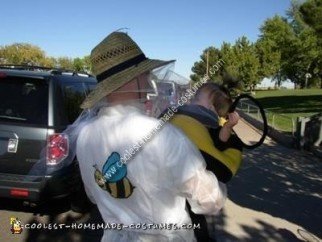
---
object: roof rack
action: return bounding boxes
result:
[0,64,52,71]
[0,64,93,77]
[49,69,93,77]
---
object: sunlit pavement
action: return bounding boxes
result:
[212,120,322,242]
[1,199,104,242]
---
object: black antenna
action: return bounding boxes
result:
[114,27,130,34]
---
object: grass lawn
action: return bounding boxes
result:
[252,89,322,132]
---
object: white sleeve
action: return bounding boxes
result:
[162,124,227,215]
[182,170,227,215]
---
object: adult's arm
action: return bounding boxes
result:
[163,125,227,215]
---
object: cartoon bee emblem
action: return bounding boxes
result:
[10,217,23,234]
[94,152,134,198]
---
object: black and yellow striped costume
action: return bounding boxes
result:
[168,105,243,242]
[170,107,243,183]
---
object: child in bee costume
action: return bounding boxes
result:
[70,32,227,242]
[169,82,243,241]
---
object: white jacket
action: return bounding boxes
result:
[76,105,227,242]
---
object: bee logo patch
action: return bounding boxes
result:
[10,217,23,234]
[94,152,134,198]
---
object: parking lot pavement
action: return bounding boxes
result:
[212,120,322,242]
[0,199,103,242]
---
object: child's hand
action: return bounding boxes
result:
[225,112,240,128]
[219,112,239,142]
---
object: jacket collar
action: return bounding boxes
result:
[98,104,143,117]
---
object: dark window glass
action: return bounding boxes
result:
[0,76,48,125]
[86,83,96,95]
[62,83,86,123]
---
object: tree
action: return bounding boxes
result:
[287,1,321,88]
[0,43,52,66]
[73,56,92,73]
[190,46,223,82]
[220,42,239,81]
[258,13,320,88]
[300,0,322,37]
[287,28,319,88]
[300,0,322,87]
[256,16,285,86]
[231,36,261,91]
[73,57,84,72]
[191,37,261,91]
[255,39,281,86]
[0,43,92,74]
[56,57,74,70]
[82,55,92,74]
[258,15,295,80]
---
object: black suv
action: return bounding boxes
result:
[0,65,96,210]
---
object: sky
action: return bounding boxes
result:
[1,0,291,78]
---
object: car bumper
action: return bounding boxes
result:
[0,164,73,202]
[0,173,46,201]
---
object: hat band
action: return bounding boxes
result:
[96,54,147,82]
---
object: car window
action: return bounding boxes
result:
[62,82,86,123]
[0,76,48,125]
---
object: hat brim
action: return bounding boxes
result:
[81,59,175,109]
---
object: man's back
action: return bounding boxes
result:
[76,105,226,241]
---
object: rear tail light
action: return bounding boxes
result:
[10,189,29,198]
[46,133,69,166]
[0,72,7,78]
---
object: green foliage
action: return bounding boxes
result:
[190,46,222,82]
[286,1,320,87]
[0,43,51,66]
[256,38,281,85]
[258,13,320,87]
[0,43,91,73]
[82,55,92,73]
[55,57,74,70]
[73,56,92,73]
[232,36,261,91]
[258,15,292,85]
[300,0,322,88]
[191,37,260,91]
[300,0,322,37]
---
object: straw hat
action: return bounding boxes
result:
[81,32,175,109]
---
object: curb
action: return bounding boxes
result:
[267,127,295,148]
[237,111,322,159]
[239,111,295,148]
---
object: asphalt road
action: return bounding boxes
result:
[0,198,103,242]
[213,120,322,242]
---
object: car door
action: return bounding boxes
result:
[0,75,49,175]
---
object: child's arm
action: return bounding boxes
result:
[219,112,240,142]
